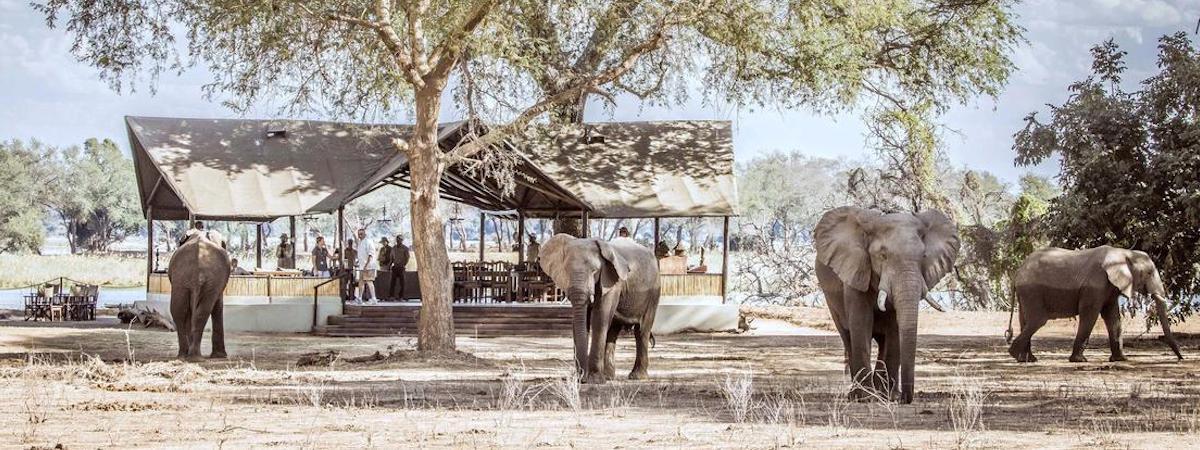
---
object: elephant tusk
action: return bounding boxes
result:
[877,290,887,312]
[923,296,946,312]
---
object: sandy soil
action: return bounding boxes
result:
[3,309,1200,449]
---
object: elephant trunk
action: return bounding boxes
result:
[569,289,590,376]
[894,277,924,404]
[1152,293,1183,360]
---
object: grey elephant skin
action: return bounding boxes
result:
[168,230,232,361]
[1008,246,1183,363]
[814,206,960,404]
[538,234,660,384]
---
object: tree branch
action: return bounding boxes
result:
[429,0,498,79]
[443,26,671,163]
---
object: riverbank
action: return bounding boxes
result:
[0,254,145,289]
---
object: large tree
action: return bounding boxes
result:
[0,140,53,253]
[37,0,1021,353]
[1014,33,1200,312]
[44,138,143,254]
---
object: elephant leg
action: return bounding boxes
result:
[844,288,875,401]
[1009,291,1046,363]
[585,296,617,384]
[630,325,650,380]
[871,333,886,393]
[188,288,216,362]
[604,324,620,380]
[209,293,227,358]
[1101,300,1125,362]
[878,316,900,398]
[1069,304,1101,363]
[170,286,192,359]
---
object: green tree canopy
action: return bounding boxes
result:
[45,138,143,254]
[0,140,54,253]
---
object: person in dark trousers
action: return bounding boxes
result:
[389,235,410,301]
[342,238,358,301]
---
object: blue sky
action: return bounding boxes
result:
[1,0,1197,185]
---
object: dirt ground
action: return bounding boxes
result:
[3,307,1200,449]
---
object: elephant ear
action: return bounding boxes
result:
[1103,249,1135,298]
[917,209,960,289]
[538,233,574,288]
[814,207,881,292]
[596,240,630,281]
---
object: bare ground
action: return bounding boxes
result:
[3,308,1200,449]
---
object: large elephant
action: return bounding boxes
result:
[168,229,232,361]
[1008,246,1182,363]
[814,207,960,404]
[538,233,660,384]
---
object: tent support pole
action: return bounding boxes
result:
[479,212,486,262]
[581,211,590,238]
[256,223,263,269]
[653,218,661,246]
[289,216,297,250]
[146,207,154,288]
[721,216,730,303]
[337,207,345,269]
[517,211,526,264]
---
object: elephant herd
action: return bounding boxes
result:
[165,207,1184,405]
[812,206,1183,404]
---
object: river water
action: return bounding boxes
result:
[0,286,145,310]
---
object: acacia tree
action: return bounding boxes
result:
[37,0,712,353]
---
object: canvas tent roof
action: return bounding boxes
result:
[515,121,738,218]
[129,116,738,222]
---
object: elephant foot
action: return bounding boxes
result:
[1109,353,1127,362]
[1010,348,1037,363]
[1068,354,1088,363]
[848,388,873,403]
[582,373,607,385]
[184,355,205,363]
[209,352,228,359]
[628,369,648,380]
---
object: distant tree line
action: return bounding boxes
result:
[0,138,142,254]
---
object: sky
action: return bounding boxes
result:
[1,0,1198,186]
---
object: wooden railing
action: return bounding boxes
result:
[148,273,339,299]
[659,274,724,296]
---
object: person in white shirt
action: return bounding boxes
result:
[355,229,378,304]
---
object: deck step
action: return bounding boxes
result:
[315,304,573,337]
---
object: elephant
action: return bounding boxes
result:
[538,233,660,384]
[168,229,232,361]
[1007,246,1183,363]
[813,206,960,404]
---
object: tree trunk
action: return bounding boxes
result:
[410,87,456,354]
[549,92,588,237]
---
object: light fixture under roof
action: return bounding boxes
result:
[266,126,287,138]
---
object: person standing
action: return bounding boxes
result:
[378,237,392,269]
[355,229,378,304]
[342,238,358,301]
[526,233,540,263]
[277,233,295,269]
[311,236,331,277]
[389,235,410,301]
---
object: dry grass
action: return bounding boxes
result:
[0,254,145,288]
[4,314,1200,448]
